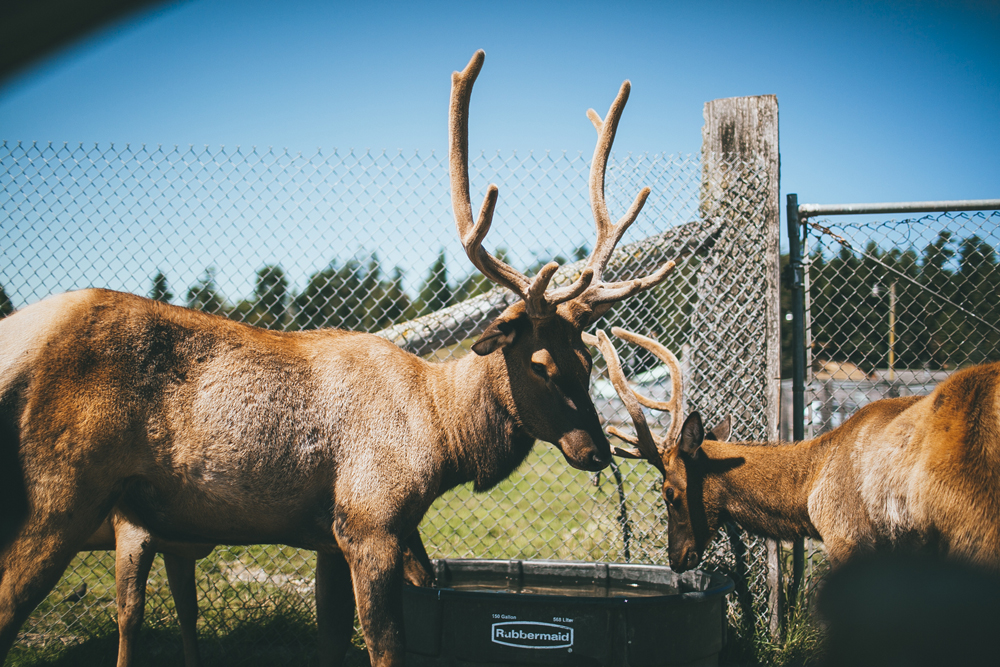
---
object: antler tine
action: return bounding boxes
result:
[606,425,645,459]
[586,260,677,309]
[582,331,645,458]
[576,81,675,315]
[594,329,665,473]
[586,81,644,281]
[524,262,595,317]
[583,330,654,459]
[450,50,531,298]
[610,327,685,447]
[450,50,594,318]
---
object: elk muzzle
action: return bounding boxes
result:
[669,546,702,573]
[557,429,611,472]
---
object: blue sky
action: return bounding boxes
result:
[1,0,997,308]
[2,0,997,203]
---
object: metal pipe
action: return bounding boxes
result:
[888,281,896,382]
[785,193,807,617]
[797,199,1000,218]
[786,194,806,443]
[608,460,632,563]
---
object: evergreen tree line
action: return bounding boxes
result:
[2,232,994,375]
[148,246,587,333]
[163,256,433,333]
[780,230,999,375]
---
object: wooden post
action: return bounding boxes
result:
[700,95,782,637]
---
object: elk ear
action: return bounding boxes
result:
[472,311,526,356]
[708,415,732,442]
[677,412,706,456]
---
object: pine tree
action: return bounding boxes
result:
[150,271,173,303]
[255,265,289,329]
[957,235,999,365]
[295,260,368,331]
[186,268,227,315]
[0,283,13,318]
[416,249,451,317]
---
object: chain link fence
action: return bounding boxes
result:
[785,203,1000,593]
[804,209,1000,417]
[1,140,777,661]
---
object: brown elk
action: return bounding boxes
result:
[590,327,1000,573]
[0,50,674,666]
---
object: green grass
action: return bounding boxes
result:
[727,599,827,667]
[8,445,827,666]
[756,605,826,667]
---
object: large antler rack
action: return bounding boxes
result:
[449,50,675,320]
[583,327,684,474]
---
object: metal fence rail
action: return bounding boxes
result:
[784,196,1000,596]
[2,140,778,659]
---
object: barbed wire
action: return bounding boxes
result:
[806,216,1000,337]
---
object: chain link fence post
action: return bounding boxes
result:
[700,95,783,639]
[784,193,807,614]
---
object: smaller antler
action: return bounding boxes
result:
[588,327,685,473]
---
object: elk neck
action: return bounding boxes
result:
[699,438,827,541]
[428,349,535,493]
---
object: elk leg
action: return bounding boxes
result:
[315,550,356,666]
[340,532,406,667]
[0,507,105,657]
[164,554,201,667]
[402,531,433,587]
[113,520,157,667]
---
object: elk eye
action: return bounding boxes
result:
[531,362,549,380]
[664,486,676,503]
[530,350,556,380]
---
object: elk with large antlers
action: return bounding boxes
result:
[0,51,673,666]
[592,328,1000,573]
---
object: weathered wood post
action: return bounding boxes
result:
[698,95,782,637]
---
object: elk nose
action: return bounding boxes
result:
[589,450,611,469]
[683,550,700,570]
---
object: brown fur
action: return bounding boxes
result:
[664,365,1000,572]
[0,290,608,665]
[83,511,212,667]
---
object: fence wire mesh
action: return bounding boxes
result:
[803,209,1000,435]
[1,140,776,660]
[792,206,1000,587]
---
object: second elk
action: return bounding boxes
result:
[591,328,1000,573]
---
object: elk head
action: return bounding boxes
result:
[450,51,675,472]
[587,327,731,570]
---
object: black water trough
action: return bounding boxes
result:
[402,559,734,667]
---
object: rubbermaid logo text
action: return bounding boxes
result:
[491,621,574,649]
